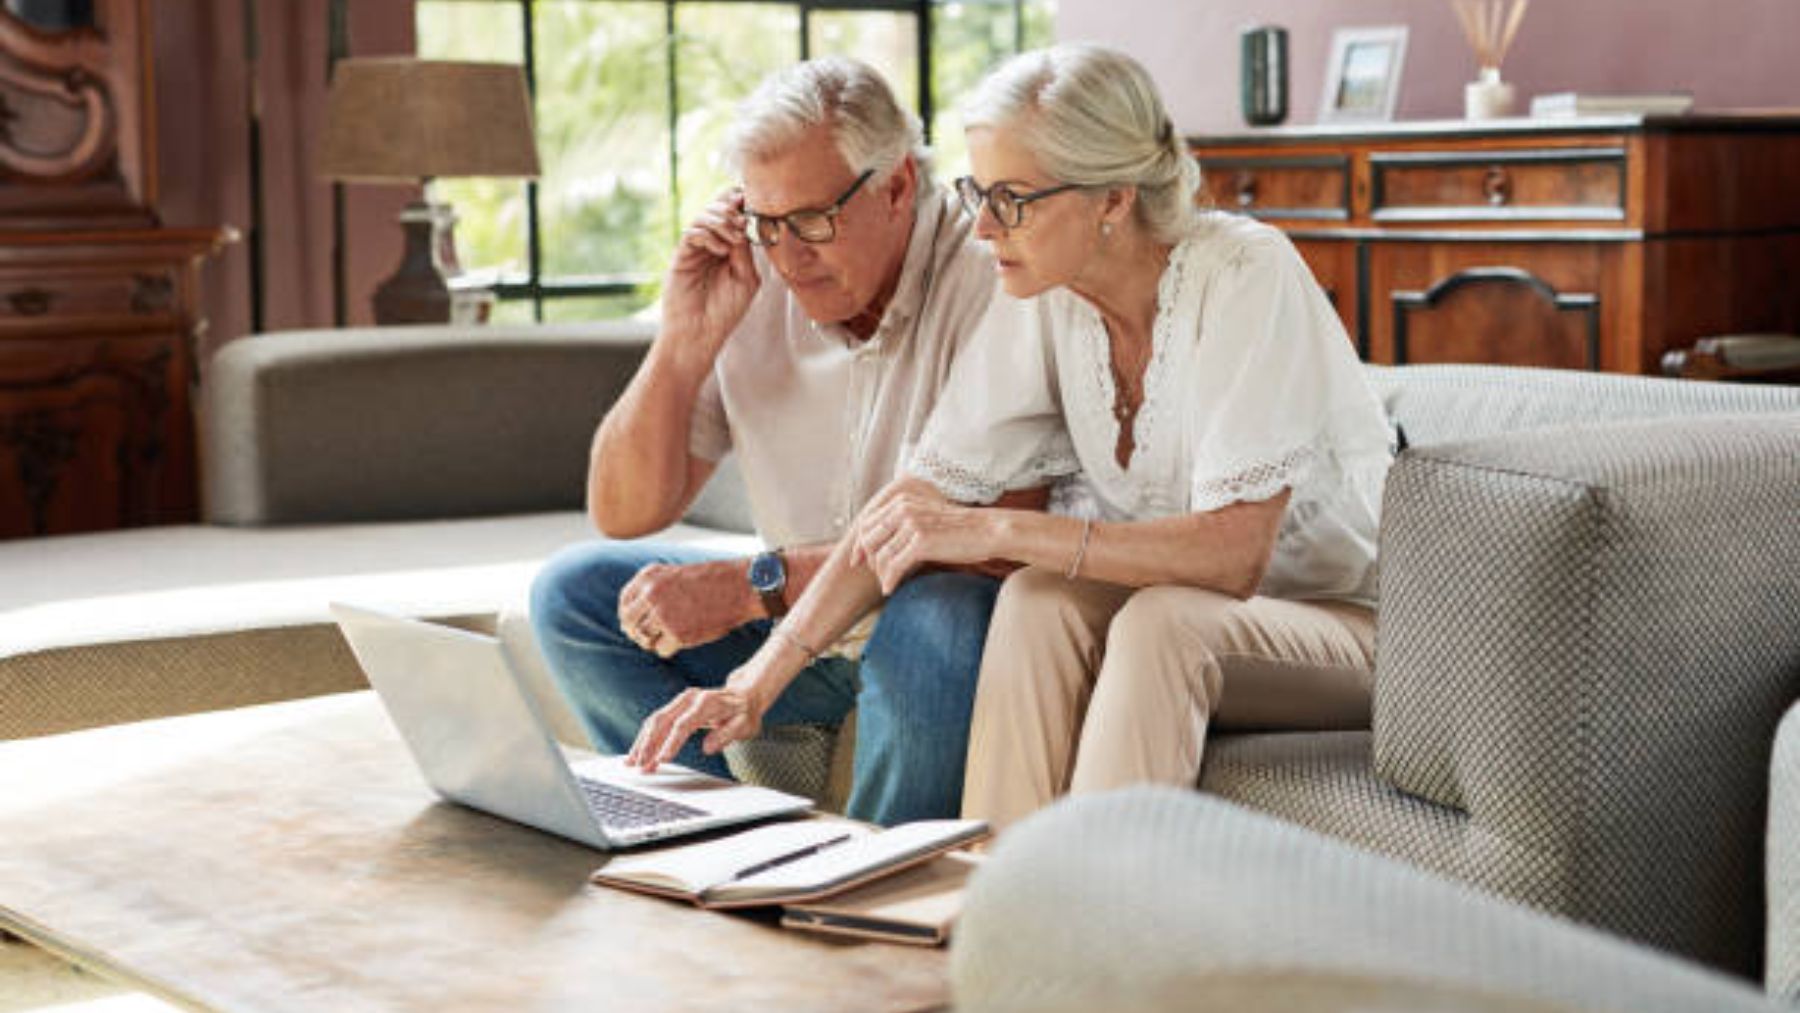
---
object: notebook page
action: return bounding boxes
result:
[598,821,865,894]
[721,820,982,897]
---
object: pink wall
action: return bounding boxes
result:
[1057,0,1800,133]
[153,1,415,364]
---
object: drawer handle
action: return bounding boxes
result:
[1483,166,1512,206]
[8,288,53,316]
[1234,171,1258,209]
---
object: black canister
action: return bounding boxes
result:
[1240,25,1288,127]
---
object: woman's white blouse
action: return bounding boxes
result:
[908,212,1395,606]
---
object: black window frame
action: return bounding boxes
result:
[420,0,1043,321]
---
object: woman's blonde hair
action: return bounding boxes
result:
[962,44,1199,242]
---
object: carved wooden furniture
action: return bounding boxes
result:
[1190,115,1800,374]
[0,0,229,539]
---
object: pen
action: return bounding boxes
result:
[730,833,853,882]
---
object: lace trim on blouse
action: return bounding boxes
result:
[910,445,1080,505]
[1191,443,1316,513]
[1075,233,1202,471]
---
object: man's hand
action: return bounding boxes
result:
[659,187,762,373]
[617,560,760,658]
[853,478,1001,594]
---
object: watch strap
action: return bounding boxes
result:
[755,549,789,619]
[759,586,788,620]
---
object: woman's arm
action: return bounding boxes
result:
[858,484,1290,600]
[625,481,1048,771]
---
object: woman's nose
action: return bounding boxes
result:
[972,206,1003,241]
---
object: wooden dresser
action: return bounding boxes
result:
[1189,115,1800,373]
[0,0,231,539]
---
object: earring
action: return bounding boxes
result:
[1101,222,1114,237]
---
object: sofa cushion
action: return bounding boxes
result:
[1202,731,1575,916]
[0,514,758,739]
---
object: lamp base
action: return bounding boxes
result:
[372,201,452,325]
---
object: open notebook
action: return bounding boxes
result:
[592,818,987,910]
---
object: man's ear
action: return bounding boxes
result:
[882,155,919,213]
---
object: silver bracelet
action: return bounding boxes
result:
[771,622,822,664]
[1066,518,1094,580]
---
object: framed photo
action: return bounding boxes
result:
[1318,26,1408,123]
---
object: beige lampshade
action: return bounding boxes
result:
[318,58,540,182]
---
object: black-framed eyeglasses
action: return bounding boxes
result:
[744,169,875,247]
[954,176,1085,229]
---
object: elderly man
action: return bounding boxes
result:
[530,58,1013,826]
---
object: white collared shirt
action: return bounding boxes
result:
[689,188,998,552]
[909,212,1395,606]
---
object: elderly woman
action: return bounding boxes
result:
[627,44,1394,832]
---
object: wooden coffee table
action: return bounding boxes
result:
[0,693,948,1011]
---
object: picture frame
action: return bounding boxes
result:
[1317,26,1408,123]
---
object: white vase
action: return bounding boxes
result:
[1465,66,1516,120]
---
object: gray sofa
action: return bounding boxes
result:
[0,323,755,743]
[950,729,1797,1012]
[6,325,1796,993]
[950,699,1800,1011]
[944,374,1800,1005]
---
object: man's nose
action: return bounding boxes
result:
[769,236,818,270]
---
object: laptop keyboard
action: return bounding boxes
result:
[576,777,708,830]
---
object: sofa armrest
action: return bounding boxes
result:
[1371,412,1800,967]
[951,789,1776,1012]
[201,322,652,525]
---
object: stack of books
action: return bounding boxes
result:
[593,818,988,945]
[1529,92,1695,118]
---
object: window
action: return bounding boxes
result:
[417,0,1056,321]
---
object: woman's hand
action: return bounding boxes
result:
[853,478,999,594]
[626,677,767,773]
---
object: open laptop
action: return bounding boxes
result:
[331,602,813,850]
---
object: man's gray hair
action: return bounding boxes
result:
[723,57,931,196]
[962,44,1199,243]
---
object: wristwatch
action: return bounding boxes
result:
[747,548,789,619]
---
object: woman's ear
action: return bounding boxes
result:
[1101,185,1137,229]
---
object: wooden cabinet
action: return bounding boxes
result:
[1191,115,1800,374]
[0,0,230,539]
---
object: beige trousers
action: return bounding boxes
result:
[962,566,1377,832]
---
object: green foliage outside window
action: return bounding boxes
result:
[417,0,1056,321]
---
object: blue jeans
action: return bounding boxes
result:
[529,540,999,826]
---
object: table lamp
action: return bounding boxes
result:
[318,58,539,325]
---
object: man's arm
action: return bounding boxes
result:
[588,188,760,537]
[587,361,719,538]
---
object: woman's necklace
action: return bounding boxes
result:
[1108,335,1150,425]
[1107,330,1152,468]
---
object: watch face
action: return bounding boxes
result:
[748,552,786,593]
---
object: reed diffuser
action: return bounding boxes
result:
[1452,0,1529,119]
